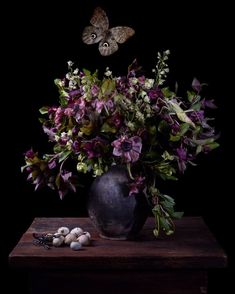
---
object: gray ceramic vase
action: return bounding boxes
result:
[88,165,149,240]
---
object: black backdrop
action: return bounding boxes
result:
[2,0,233,292]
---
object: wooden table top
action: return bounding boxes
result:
[9,217,227,270]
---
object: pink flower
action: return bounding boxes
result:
[112,136,142,163]
[92,99,104,113]
[129,176,145,196]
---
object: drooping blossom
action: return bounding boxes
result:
[129,176,145,196]
[176,146,193,173]
[148,86,164,100]
[83,137,107,159]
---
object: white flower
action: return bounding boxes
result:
[144,79,155,89]
[67,61,74,67]
[105,67,112,77]
[130,77,138,85]
[144,96,150,103]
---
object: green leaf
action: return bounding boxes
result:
[59,150,72,163]
[59,92,69,106]
[162,194,175,204]
[196,145,202,154]
[21,164,28,173]
[54,144,62,153]
[162,87,175,98]
[180,123,190,135]
[161,200,174,210]
[80,121,93,135]
[39,106,49,115]
[114,94,125,103]
[194,138,215,145]
[149,125,157,135]
[38,117,46,123]
[191,102,201,111]
[170,134,181,141]
[159,217,170,231]
[160,174,178,181]
[187,90,195,102]
[207,142,220,150]
[54,79,63,89]
[169,100,195,128]
[152,204,161,214]
[55,173,61,189]
[101,122,117,133]
[162,151,174,161]
[83,68,91,76]
[101,79,115,96]
[158,120,169,133]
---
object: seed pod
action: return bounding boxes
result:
[83,231,91,240]
[57,227,70,236]
[70,227,83,237]
[64,233,77,245]
[54,233,63,238]
[70,241,82,251]
[77,234,90,246]
[53,236,64,247]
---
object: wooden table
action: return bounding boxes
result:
[9,217,227,294]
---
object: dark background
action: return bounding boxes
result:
[2,0,233,292]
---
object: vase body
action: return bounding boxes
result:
[87,165,149,240]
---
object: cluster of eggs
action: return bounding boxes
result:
[52,226,91,250]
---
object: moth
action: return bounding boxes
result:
[82,7,135,56]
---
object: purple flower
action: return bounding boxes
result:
[91,84,100,96]
[48,158,57,169]
[69,89,81,99]
[92,99,104,113]
[129,176,145,196]
[201,98,217,109]
[58,170,77,200]
[176,146,194,173]
[108,112,123,128]
[189,110,205,123]
[74,98,86,121]
[112,136,142,163]
[64,107,74,117]
[72,140,80,152]
[148,87,164,100]
[116,76,132,98]
[54,107,64,127]
[176,146,187,173]
[138,76,145,85]
[171,123,180,135]
[83,137,106,159]
[24,149,36,159]
[192,78,201,93]
[42,126,57,141]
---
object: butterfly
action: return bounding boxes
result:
[82,7,135,56]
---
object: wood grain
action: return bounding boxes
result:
[9,217,227,270]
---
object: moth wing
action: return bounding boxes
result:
[110,26,135,44]
[82,26,105,44]
[99,35,118,56]
[90,7,109,31]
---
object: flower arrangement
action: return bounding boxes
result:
[22,50,219,236]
